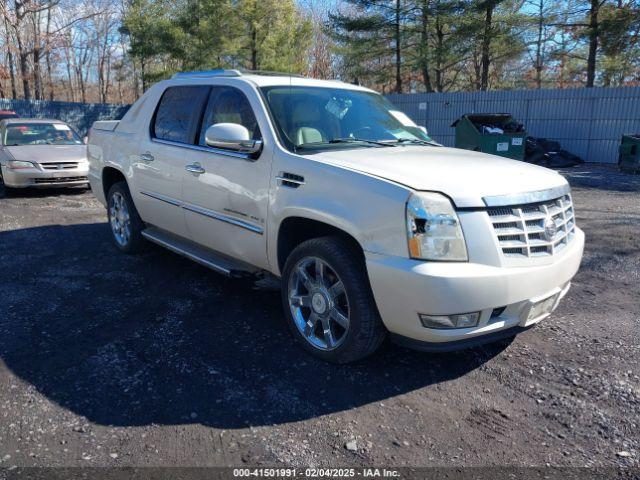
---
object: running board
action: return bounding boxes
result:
[141,227,256,277]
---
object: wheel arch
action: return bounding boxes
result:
[276,215,365,275]
[102,166,127,198]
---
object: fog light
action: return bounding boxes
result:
[419,312,480,329]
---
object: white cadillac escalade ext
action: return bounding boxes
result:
[88,70,584,363]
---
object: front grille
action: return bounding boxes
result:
[34,176,87,184]
[41,162,79,170]
[487,194,575,258]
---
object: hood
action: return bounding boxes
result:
[306,145,568,208]
[5,145,87,164]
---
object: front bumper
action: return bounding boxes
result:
[1,164,89,188]
[366,227,584,349]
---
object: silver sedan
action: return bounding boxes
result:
[0,118,89,189]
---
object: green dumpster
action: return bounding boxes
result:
[451,113,526,160]
[619,134,640,174]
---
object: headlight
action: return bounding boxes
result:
[406,192,468,261]
[7,160,36,169]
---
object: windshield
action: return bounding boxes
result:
[260,86,434,152]
[4,123,83,146]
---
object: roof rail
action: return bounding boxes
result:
[238,69,305,78]
[172,69,242,79]
[172,69,306,79]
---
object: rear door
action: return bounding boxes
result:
[181,85,271,270]
[133,85,210,237]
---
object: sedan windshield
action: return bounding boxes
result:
[260,86,435,152]
[4,123,83,146]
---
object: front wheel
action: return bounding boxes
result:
[281,236,386,363]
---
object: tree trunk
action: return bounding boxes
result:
[33,47,43,100]
[394,0,402,93]
[140,57,147,93]
[480,1,493,91]
[534,0,543,88]
[250,24,258,70]
[18,48,30,99]
[8,49,17,99]
[64,39,75,102]
[420,0,433,92]
[586,0,599,87]
[249,0,258,71]
[434,14,444,92]
[45,6,54,100]
[32,10,43,100]
[2,15,18,99]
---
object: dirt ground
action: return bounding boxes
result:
[0,164,638,473]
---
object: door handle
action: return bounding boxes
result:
[185,163,205,175]
[140,153,154,162]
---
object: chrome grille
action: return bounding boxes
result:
[41,162,79,170]
[33,176,87,184]
[487,194,575,258]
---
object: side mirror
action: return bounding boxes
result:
[205,123,262,155]
[83,136,88,144]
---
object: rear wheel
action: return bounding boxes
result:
[107,182,147,253]
[281,236,386,363]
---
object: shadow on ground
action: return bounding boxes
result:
[0,222,509,429]
[559,164,640,192]
[0,184,90,199]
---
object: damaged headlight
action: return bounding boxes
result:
[406,192,468,261]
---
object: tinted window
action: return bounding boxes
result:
[153,86,210,144]
[198,87,261,146]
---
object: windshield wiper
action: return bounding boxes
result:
[383,138,439,146]
[296,138,395,150]
[328,137,395,147]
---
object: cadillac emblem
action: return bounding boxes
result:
[544,216,557,241]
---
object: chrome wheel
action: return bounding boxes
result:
[109,191,131,247]
[288,256,350,351]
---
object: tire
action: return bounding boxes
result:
[281,236,386,363]
[106,181,147,254]
[0,178,12,198]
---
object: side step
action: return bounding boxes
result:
[141,227,257,277]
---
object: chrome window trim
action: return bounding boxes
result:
[482,184,571,207]
[139,190,263,234]
[151,138,254,160]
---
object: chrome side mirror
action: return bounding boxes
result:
[205,123,262,155]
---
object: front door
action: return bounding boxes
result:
[181,86,271,270]
[132,85,210,238]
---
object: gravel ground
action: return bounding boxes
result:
[0,164,638,473]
